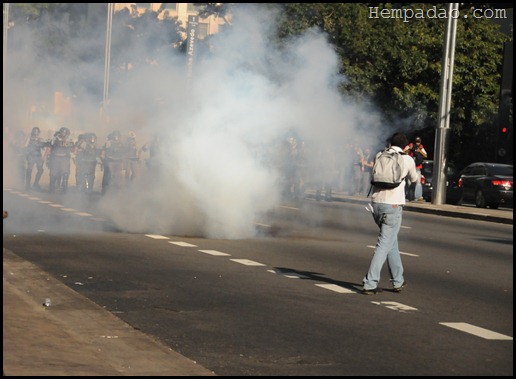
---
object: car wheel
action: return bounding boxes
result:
[488,203,499,210]
[475,190,486,208]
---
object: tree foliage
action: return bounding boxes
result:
[274,3,512,165]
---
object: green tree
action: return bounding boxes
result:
[274,3,511,166]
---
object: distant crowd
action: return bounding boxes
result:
[4,126,160,195]
[4,125,427,202]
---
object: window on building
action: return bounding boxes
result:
[198,23,209,39]
[164,3,177,11]
[186,3,198,13]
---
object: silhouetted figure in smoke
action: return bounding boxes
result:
[101,130,125,194]
[75,133,100,193]
[25,126,48,191]
[74,133,87,191]
[123,131,141,185]
[361,146,374,196]
[141,133,163,177]
[351,141,365,196]
[281,136,302,200]
[315,145,335,202]
[48,127,74,193]
[10,130,27,188]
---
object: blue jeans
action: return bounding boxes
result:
[363,203,405,290]
[406,168,422,201]
[415,168,423,199]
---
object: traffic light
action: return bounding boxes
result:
[497,123,512,163]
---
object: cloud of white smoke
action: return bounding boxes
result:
[3,4,386,238]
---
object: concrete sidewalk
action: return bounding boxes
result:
[3,195,512,376]
[3,249,216,376]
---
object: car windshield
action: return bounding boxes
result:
[421,161,457,177]
[488,165,513,176]
[422,162,433,176]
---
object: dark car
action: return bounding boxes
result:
[420,160,462,204]
[458,162,513,209]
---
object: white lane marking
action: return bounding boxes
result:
[371,301,418,312]
[400,252,418,257]
[11,191,22,194]
[61,208,78,212]
[400,225,411,229]
[38,201,52,204]
[439,322,513,340]
[169,241,197,247]
[198,250,231,256]
[366,245,418,257]
[49,204,64,208]
[254,222,271,228]
[145,234,170,240]
[230,259,266,266]
[315,284,356,293]
[75,212,93,217]
[279,205,299,210]
[18,193,30,197]
[28,197,40,200]
[267,269,309,279]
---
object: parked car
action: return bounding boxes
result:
[420,160,462,204]
[458,162,513,209]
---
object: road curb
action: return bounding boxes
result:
[306,193,513,225]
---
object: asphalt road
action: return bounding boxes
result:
[3,189,513,375]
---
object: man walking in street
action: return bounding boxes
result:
[362,131,418,294]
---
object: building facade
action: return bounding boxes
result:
[114,3,227,40]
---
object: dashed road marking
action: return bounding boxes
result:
[28,197,40,200]
[75,212,93,217]
[267,269,309,279]
[230,259,266,266]
[439,322,513,340]
[49,204,64,208]
[198,250,231,256]
[371,301,418,312]
[61,208,78,212]
[169,241,197,247]
[254,222,271,228]
[145,234,170,240]
[279,205,299,210]
[38,201,52,204]
[315,284,356,293]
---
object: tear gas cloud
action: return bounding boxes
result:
[3,5,389,238]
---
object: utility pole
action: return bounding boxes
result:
[433,3,458,205]
[3,3,10,112]
[102,3,113,117]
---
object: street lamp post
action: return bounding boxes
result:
[433,3,458,205]
[3,3,10,111]
[102,3,113,116]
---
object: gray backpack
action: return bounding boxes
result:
[370,148,406,189]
